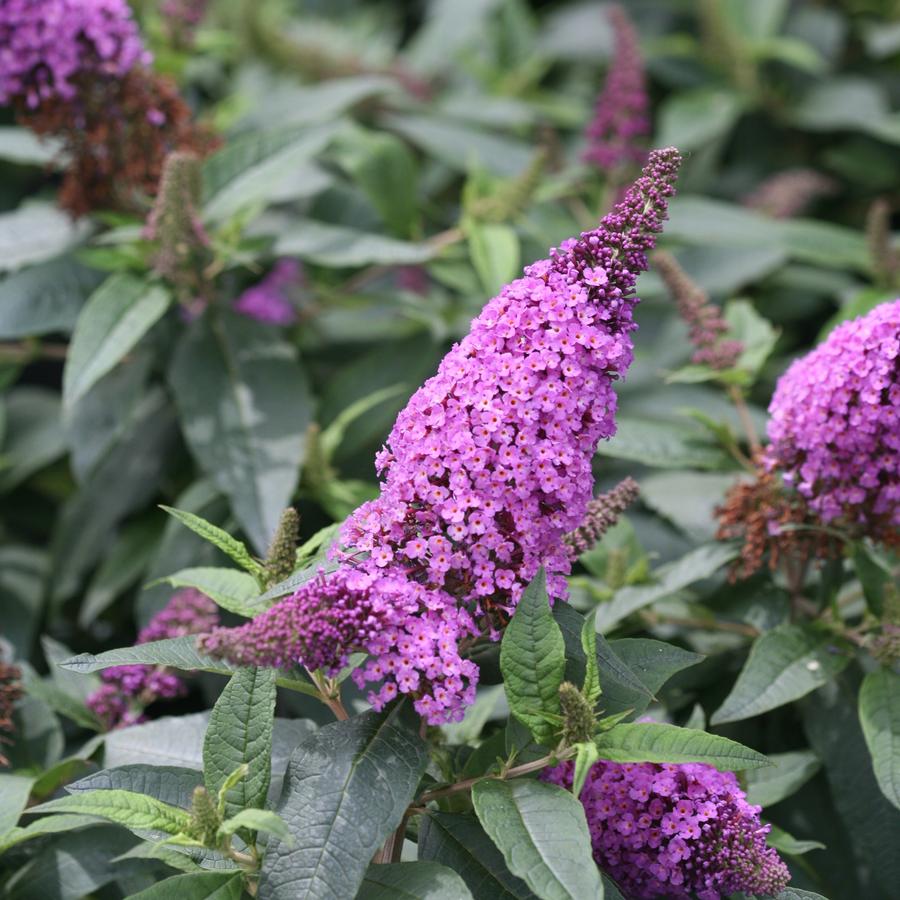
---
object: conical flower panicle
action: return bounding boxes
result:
[765,298,900,543]
[200,148,682,724]
[543,759,790,899]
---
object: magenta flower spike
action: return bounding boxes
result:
[766,299,900,542]
[543,759,790,899]
[583,4,650,174]
[199,147,683,724]
[0,0,150,109]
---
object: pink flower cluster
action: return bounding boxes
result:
[0,0,150,108]
[766,299,900,541]
[200,148,682,724]
[233,260,301,325]
[87,589,218,730]
[544,759,790,900]
[584,4,650,173]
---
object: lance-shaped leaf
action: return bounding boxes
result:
[204,667,277,817]
[712,624,852,725]
[594,723,769,770]
[259,706,428,900]
[28,789,192,836]
[500,570,566,745]
[159,506,264,579]
[0,814,105,854]
[357,862,474,899]
[743,750,821,807]
[63,274,171,408]
[471,778,604,900]
[418,811,539,900]
[169,311,313,554]
[127,871,244,900]
[858,667,900,810]
[158,567,262,618]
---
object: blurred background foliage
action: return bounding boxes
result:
[0,1,899,897]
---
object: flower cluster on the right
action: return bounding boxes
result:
[765,299,900,544]
[544,759,790,900]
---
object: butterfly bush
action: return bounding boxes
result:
[234,260,302,325]
[200,148,682,724]
[87,589,218,730]
[584,4,650,173]
[544,759,790,900]
[765,299,900,543]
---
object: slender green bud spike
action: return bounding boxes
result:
[189,786,221,846]
[472,147,549,224]
[265,507,301,586]
[559,681,597,746]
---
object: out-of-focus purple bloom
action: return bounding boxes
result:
[200,149,682,724]
[744,168,836,220]
[87,589,218,730]
[583,4,650,174]
[233,260,301,325]
[0,0,150,108]
[543,758,790,899]
[766,299,900,542]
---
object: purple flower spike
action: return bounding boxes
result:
[544,759,790,899]
[766,299,900,543]
[201,148,682,724]
[0,0,150,109]
[583,4,650,174]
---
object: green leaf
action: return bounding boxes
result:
[851,541,894,617]
[500,570,566,745]
[218,808,290,844]
[0,127,64,166]
[773,890,830,900]
[127,872,244,900]
[471,778,604,900]
[0,814,104,854]
[0,202,89,273]
[357,862,475,899]
[711,624,852,724]
[169,311,314,554]
[656,87,744,151]
[580,613,600,705]
[59,635,320,697]
[67,765,203,809]
[765,823,825,856]
[723,299,778,381]
[333,126,419,238]
[0,387,66,492]
[28,789,192,836]
[594,723,770,770]
[743,750,821,807]
[203,125,337,221]
[418,811,538,900]
[204,667,277,818]
[260,707,429,900]
[468,222,520,297]
[595,417,733,471]
[858,668,900,811]
[0,256,102,339]
[159,506,264,578]
[571,741,600,799]
[159,567,263,617]
[63,274,171,408]
[0,773,36,835]
[271,218,432,267]
[595,543,738,632]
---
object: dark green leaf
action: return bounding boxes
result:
[858,668,900,810]
[0,202,88,273]
[766,823,825,856]
[169,312,314,554]
[500,570,566,745]
[127,872,244,900]
[594,723,770,770]
[851,542,894,616]
[356,862,474,899]
[0,773,36,835]
[204,667,277,817]
[63,274,171,408]
[418,811,538,900]
[743,750,821,807]
[595,418,733,471]
[68,765,203,809]
[260,707,428,900]
[471,778,604,900]
[711,624,852,724]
